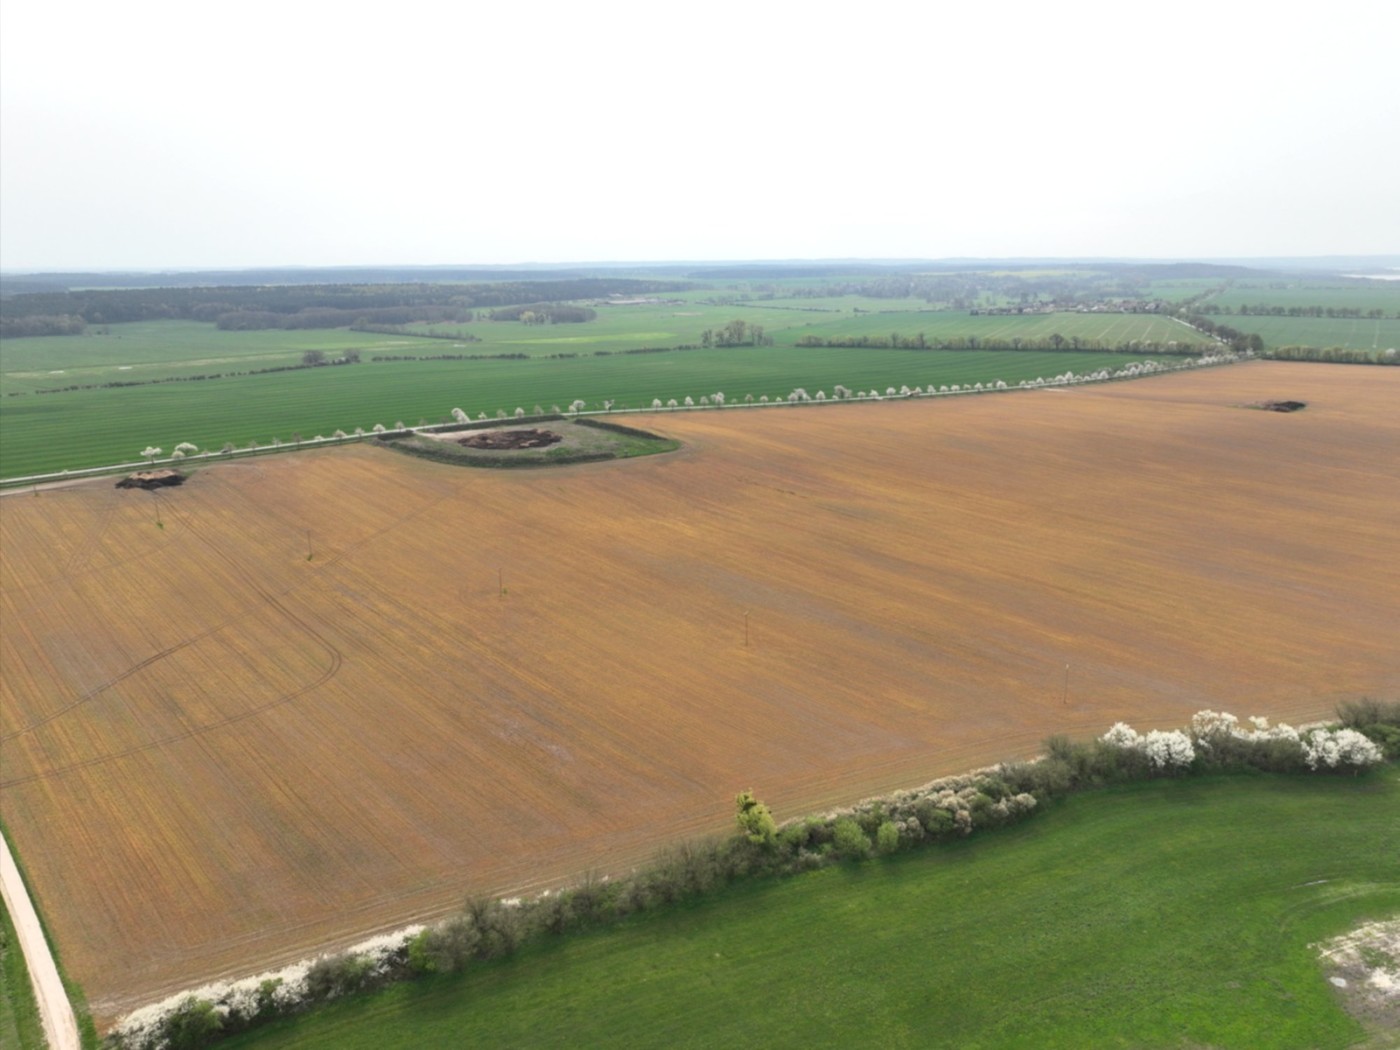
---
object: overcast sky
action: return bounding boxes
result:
[2,0,1397,272]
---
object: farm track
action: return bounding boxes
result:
[2,362,1397,1024]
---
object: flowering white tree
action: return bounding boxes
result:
[683,396,694,407]
[141,446,162,464]
[652,398,663,410]
[1102,722,1141,748]
[372,423,386,434]
[451,407,468,423]
[1142,730,1195,770]
[174,442,198,456]
[1301,728,1383,771]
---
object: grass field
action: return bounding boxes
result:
[219,771,1400,1050]
[0,343,1159,478]
[0,323,404,389]
[1209,280,1400,316]
[1223,315,1400,351]
[786,310,1207,346]
[3,362,1396,1024]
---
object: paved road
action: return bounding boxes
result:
[1,829,80,1050]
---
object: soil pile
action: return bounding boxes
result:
[115,470,185,490]
[457,429,562,450]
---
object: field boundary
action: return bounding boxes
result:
[102,701,1398,1049]
[0,350,1245,489]
[1,826,81,1050]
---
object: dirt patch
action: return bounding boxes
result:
[456,428,562,450]
[115,469,185,490]
[1247,400,1307,412]
[1316,917,1400,1039]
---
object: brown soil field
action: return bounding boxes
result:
[2,361,1397,1023]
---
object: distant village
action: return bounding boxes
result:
[970,299,1170,316]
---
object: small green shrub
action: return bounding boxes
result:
[876,821,900,855]
[161,997,222,1050]
[832,818,870,860]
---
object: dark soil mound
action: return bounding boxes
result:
[1253,400,1307,412]
[457,428,562,450]
[116,469,186,490]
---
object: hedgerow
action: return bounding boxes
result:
[105,701,1396,1049]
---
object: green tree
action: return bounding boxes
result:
[735,789,776,846]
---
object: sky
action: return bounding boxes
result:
[2,0,1397,272]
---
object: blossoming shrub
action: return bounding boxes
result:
[1337,698,1400,759]
[107,699,1393,1049]
[1301,727,1384,771]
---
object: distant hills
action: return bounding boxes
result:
[2,256,1397,294]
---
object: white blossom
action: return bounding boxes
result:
[1302,727,1383,770]
[1142,730,1195,769]
[1101,722,1141,748]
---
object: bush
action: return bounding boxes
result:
[162,997,222,1050]
[305,952,375,1000]
[408,917,478,974]
[876,821,900,855]
[832,818,870,860]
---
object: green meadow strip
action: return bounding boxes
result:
[215,771,1399,1050]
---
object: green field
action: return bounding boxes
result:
[1209,280,1400,316]
[1224,315,1400,351]
[0,324,406,393]
[223,771,1400,1050]
[787,310,1209,346]
[0,341,1170,479]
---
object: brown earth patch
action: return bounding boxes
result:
[456,428,562,450]
[2,361,1397,1023]
[114,469,185,489]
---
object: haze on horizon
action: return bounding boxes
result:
[2,0,1397,274]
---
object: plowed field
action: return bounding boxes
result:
[2,362,1397,1023]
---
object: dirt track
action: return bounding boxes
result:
[2,362,1397,1023]
[1,829,80,1050]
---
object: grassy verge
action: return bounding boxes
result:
[0,892,46,1050]
[381,418,678,469]
[0,818,99,1050]
[216,770,1399,1050]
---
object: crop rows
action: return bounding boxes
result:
[3,363,1397,1022]
[1,347,1154,477]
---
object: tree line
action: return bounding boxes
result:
[486,304,597,324]
[793,332,1206,355]
[1,279,681,334]
[1199,304,1396,319]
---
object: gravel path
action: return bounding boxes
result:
[1,829,80,1050]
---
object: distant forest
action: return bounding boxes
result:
[0,279,679,337]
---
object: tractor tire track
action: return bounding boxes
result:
[2,501,344,787]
